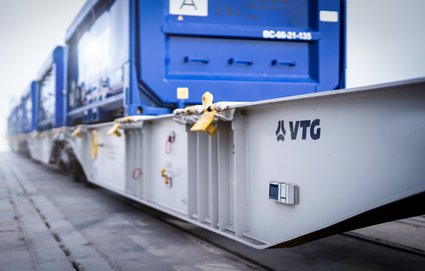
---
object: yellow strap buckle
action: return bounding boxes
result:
[190,112,217,135]
[107,123,122,137]
[190,91,217,136]
[71,125,83,138]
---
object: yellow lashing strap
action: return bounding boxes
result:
[71,125,82,138]
[190,112,217,135]
[91,130,99,160]
[190,91,218,136]
[107,123,121,137]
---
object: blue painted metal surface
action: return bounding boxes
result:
[17,101,24,133]
[22,93,32,133]
[7,106,21,135]
[36,46,66,131]
[54,47,66,128]
[138,0,343,108]
[19,81,39,133]
[31,81,39,131]
[7,0,345,131]
[65,0,344,124]
[66,0,132,124]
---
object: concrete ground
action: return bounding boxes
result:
[1,152,424,271]
[350,216,425,254]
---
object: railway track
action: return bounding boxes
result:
[2,152,425,271]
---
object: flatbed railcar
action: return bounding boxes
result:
[7,0,425,249]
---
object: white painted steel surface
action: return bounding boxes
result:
[28,133,54,164]
[126,119,190,215]
[24,79,425,248]
[84,125,126,192]
[239,81,425,245]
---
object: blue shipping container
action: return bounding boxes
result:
[66,0,344,124]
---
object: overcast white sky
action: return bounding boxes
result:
[0,0,85,149]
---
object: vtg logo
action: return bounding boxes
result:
[275,119,321,142]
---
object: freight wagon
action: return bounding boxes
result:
[7,0,425,248]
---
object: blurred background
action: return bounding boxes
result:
[0,0,84,150]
